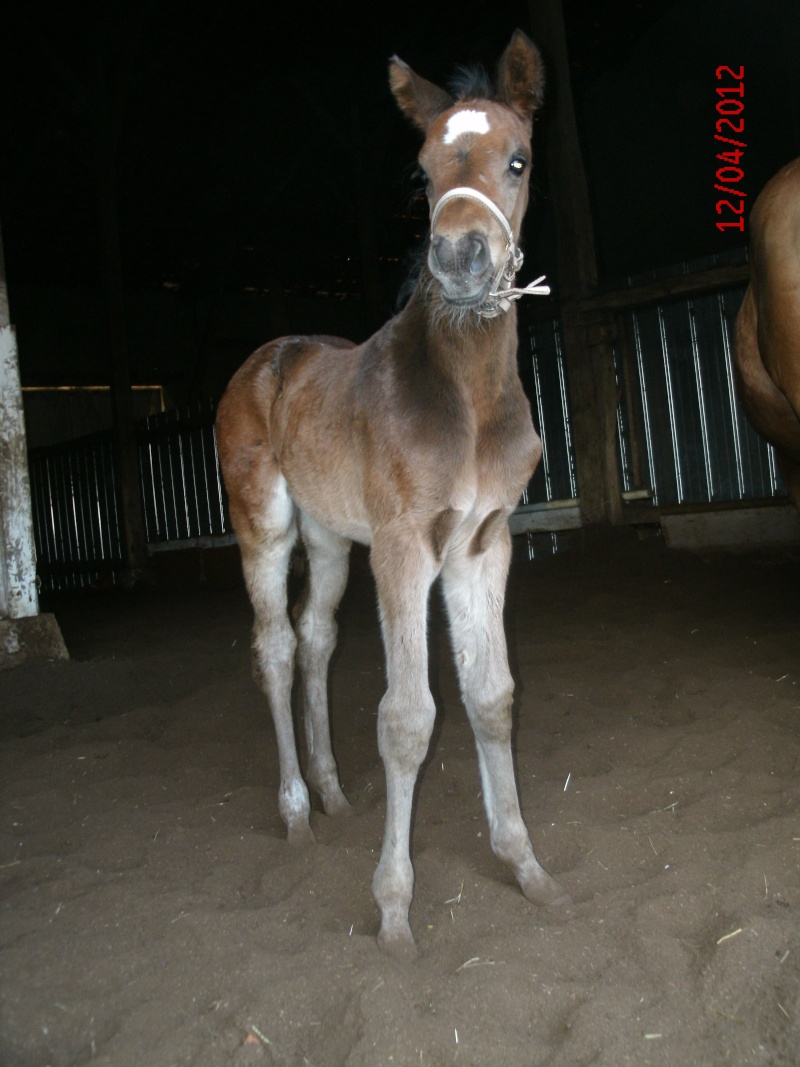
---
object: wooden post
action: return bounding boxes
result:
[528,0,623,524]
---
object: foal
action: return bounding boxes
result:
[216,30,567,954]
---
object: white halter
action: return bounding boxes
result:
[429,186,550,319]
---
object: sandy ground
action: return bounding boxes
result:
[1,529,799,1067]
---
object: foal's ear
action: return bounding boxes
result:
[496,30,544,125]
[389,57,453,133]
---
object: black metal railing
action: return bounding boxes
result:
[28,400,231,590]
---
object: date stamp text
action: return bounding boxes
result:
[715,65,745,232]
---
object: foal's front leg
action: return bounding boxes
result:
[441,527,568,907]
[370,534,439,955]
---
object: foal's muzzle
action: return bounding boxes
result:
[428,186,550,318]
[428,195,499,305]
[430,231,491,279]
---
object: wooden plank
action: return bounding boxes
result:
[661,505,800,549]
[510,500,582,534]
[580,263,750,315]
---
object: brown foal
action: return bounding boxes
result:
[216,30,567,955]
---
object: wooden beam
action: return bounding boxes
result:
[581,262,750,314]
[528,0,622,526]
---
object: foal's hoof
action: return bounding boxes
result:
[323,793,355,819]
[377,920,418,960]
[310,775,354,818]
[521,870,571,908]
[377,931,419,961]
[286,821,316,847]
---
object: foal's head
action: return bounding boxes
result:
[390,31,544,319]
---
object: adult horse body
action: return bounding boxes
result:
[216,31,567,954]
[735,157,800,505]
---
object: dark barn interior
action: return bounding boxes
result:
[1,2,799,1065]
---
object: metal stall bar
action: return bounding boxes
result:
[688,301,715,500]
[554,325,577,499]
[717,290,747,497]
[211,421,227,535]
[631,314,659,504]
[657,305,685,503]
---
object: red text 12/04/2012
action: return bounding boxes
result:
[715,65,745,233]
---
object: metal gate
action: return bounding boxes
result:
[28,431,123,588]
[139,402,228,545]
[519,283,782,519]
[615,287,780,505]
[28,401,231,590]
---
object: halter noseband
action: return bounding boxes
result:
[429,186,550,319]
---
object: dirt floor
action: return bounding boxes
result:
[1,529,799,1067]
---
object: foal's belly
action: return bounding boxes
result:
[289,478,374,547]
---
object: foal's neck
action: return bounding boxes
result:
[401,280,520,401]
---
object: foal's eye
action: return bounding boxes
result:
[509,156,527,176]
[414,166,430,189]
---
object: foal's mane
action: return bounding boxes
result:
[447,64,494,102]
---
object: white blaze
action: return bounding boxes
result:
[443,109,490,145]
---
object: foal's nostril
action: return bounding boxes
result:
[431,234,454,275]
[468,235,489,276]
[431,232,491,279]
[456,232,489,277]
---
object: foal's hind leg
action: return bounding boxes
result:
[441,527,568,907]
[237,477,314,845]
[296,512,353,817]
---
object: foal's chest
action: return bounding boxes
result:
[468,393,541,502]
[434,398,541,549]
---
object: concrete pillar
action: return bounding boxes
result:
[0,319,38,620]
[0,222,68,668]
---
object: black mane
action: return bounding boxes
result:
[448,64,494,102]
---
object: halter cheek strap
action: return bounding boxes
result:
[429,186,550,319]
